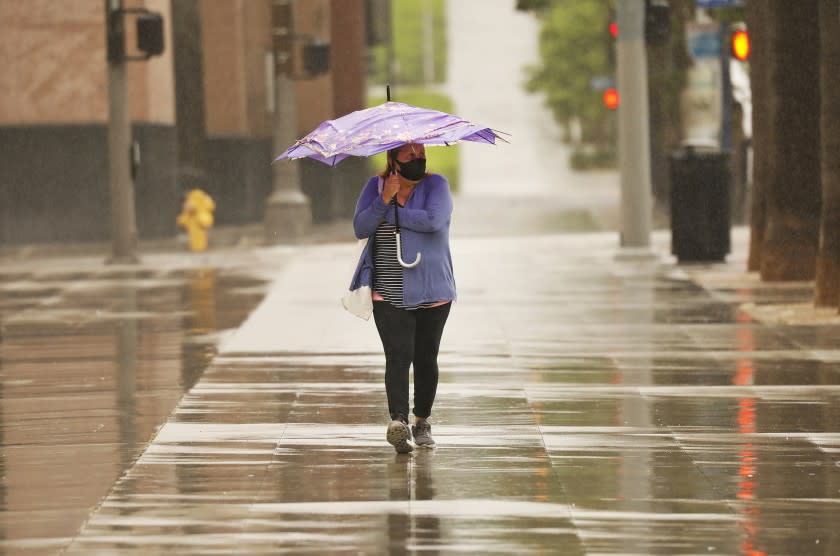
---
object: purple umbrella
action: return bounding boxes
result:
[274,101,506,166]
[275,100,506,268]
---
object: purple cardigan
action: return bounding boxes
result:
[350,173,456,306]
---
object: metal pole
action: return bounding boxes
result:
[105,0,139,263]
[265,0,311,243]
[385,0,395,95]
[720,22,732,152]
[422,0,434,84]
[615,0,655,259]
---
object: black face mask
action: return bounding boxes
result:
[396,158,426,181]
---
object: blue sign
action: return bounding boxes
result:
[696,0,744,7]
[687,27,721,59]
[590,76,616,91]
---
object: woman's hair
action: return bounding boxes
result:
[379,147,401,179]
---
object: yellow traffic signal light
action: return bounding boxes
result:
[731,29,750,61]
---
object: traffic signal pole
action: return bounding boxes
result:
[615,0,655,259]
[105,0,139,263]
[264,0,312,244]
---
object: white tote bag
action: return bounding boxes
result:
[341,238,373,320]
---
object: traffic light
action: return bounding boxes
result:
[603,87,620,110]
[604,10,618,109]
[137,13,164,57]
[731,27,750,61]
[303,42,330,76]
[107,6,165,62]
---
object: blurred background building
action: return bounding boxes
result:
[0,0,369,245]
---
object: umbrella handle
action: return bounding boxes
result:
[395,232,421,268]
[392,199,420,268]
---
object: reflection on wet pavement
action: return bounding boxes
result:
[0,257,271,553]
[11,233,826,555]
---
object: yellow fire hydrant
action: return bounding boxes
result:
[177,188,216,252]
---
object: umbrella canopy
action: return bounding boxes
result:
[274,101,505,166]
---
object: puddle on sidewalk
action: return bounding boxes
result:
[0,264,269,548]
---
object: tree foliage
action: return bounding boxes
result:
[368,0,447,86]
[525,0,615,148]
[516,0,553,11]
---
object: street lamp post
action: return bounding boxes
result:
[103,0,164,263]
[265,0,312,244]
[105,0,139,264]
[615,0,655,260]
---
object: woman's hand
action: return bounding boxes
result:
[381,172,400,204]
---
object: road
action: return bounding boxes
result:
[446,0,619,202]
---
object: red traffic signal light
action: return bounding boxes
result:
[731,29,750,61]
[603,87,620,110]
[609,21,618,38]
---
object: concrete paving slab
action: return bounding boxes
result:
[0,252,280,554]
[34,228,837,554]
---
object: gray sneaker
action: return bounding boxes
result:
[411,421,435,448]
[386,419,413,453]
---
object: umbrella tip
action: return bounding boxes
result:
[386,84,391,102]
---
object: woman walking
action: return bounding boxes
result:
[349,143,455,454]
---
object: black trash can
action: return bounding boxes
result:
[669,146,731,263]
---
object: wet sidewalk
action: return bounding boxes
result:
[4,225,830,555]
[0,246,295,553]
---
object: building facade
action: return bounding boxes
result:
[0,0,368,245]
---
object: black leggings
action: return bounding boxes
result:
[372,301,451,421]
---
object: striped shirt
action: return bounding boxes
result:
[373,216,406,307]
[372,200,443,310]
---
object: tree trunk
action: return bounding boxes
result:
[759,1,821,281]
[815,0,840,308]
[745,3,769,271]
